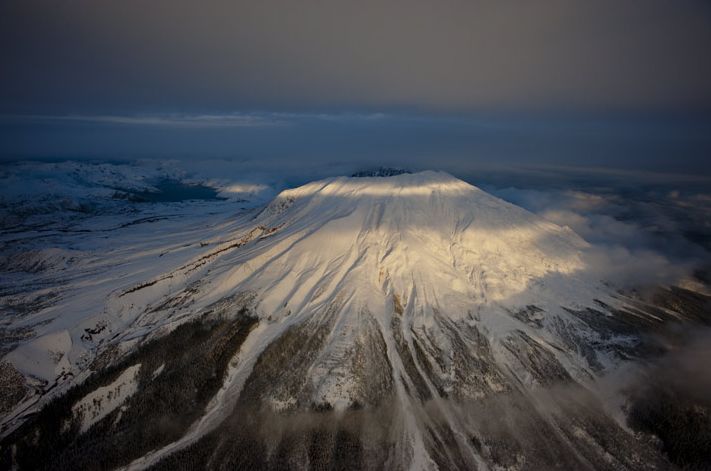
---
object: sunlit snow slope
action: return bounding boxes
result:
[228,171,590,316]
[3,170,703,470]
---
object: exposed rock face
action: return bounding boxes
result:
[351,167,412,178]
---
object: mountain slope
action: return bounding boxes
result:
[3,171,707,470]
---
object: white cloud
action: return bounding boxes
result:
[490,185,710,288]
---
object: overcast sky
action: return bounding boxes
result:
[2,0,711,172]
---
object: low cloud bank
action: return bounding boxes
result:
[489,185,711,288]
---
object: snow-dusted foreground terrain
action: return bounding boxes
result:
[1,163,710,470]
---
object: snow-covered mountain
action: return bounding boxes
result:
[1,170,709,470]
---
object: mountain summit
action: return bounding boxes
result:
[247,170,590,320]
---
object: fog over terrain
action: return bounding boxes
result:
[3,112,711,176]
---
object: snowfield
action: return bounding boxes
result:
[72,363,141,434]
